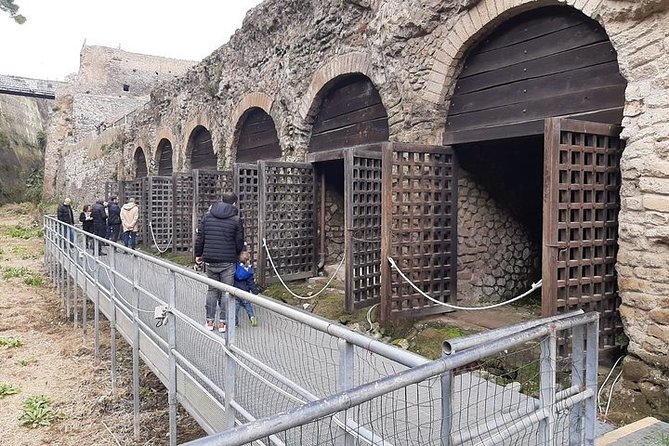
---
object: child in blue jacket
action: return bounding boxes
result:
[234,251,258,327]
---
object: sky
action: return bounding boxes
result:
[0,0,265,81]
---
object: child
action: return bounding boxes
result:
[234,251,258,327]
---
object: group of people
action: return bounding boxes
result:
[195,192,258,333]
[58,192,259,332]
[57,196,141,252]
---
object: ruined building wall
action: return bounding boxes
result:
[43,0,669,410]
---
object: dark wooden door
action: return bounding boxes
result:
[542,118,624,350]
[257,161,317,286]
[234,163,260,264]
[380,144,458,321]
[344,149,382,311]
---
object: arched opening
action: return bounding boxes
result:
[234,107,281,163]
[187,126,216,170]
[134,147,148,179]
[156,138,173,176]
[445,6,626,349]
[308,73,389,153]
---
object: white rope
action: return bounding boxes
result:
[366,303,379,331]
[148,221,173,254]
[597,355,624,414]
[387,257,542,311]
[263,238,345,300]
[605,369,624,417]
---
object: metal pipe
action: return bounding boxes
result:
[442,310,584,355]
[168,270,178,446]
[181,312,600,446]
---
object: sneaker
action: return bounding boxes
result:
[205,320,214,331]
[218,321,226,333]
[250,316,257,327]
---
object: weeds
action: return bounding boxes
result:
[23,275,44,287]
[0,337,24,348]
[19,395,65,428]
[0,383,21,398]
[16,358,35,366]
[2,267,44,286]
[1,225,43,240]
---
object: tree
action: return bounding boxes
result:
[0,0,26,24]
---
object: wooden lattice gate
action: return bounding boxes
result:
[234,163,260,263]
[192,169,234,248]
[542,118,624,351]
[145,176,173,251]
[172,174,193,253]
[344,149,383,311]
[257,161,317,286]
[380,143,458,321]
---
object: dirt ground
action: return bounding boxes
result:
[0,204,204,445]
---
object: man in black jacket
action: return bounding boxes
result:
[107,196,122,243]
[56,198,75,246]
[91,199,108,254]
[194,192,245,333]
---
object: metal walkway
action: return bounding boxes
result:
[45,217,601,446]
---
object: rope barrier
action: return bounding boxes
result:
[148,221,173,254]
[387,257,542,311]
[263,238,345,300]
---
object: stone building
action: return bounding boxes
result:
[44,0,669,413]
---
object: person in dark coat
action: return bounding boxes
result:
[107,196,122,243]
[194,192,245,333]
[91,199,108,254]
[57,198,75,245]
[234,251,258,327]
[79,204,94,249]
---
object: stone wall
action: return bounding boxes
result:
[457,174,540,305]
[42,0,669,408]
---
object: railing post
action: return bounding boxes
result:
[132,254,141,441]
[539,327,557,446]
[440,369,454,446]
[93,238,100,359]
[168,270,178,446]
[584,317,599,446]
[337,339,355,446]
[82,245,88,338]
[224,290,236,430]
[569,324,585,445]
[110,246,118,392]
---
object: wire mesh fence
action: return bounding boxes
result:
[44,216,600,446]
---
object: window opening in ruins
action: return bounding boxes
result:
[234,107,281,163]
[123,84,130,92]
[156,138,173,176]
[454,136,543,306]
[134,147,148,178]
[188,125,216,170]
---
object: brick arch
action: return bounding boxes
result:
[133,146,148,179]
[226,92,284,157]
[423,0,607,105]
[154,128,177,174]
[299,52,375,120]
[182,114,218,170]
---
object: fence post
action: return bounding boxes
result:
[584,318,599,446]
[83,245,88,339]
[132,254,141,441]
[74,233,79,328]
[539,327,557,446]
[168,270,178,446]
[440,369,454,446]
[224,290,237,430]
[110,247,118,392]
[569,324,585,445]
[337,339,356,446]
[93,239,100,359]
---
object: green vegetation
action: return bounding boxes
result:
[0,337,24,348]
[35,131,47,151]
[16,358,35,366]
[2,266,30,279]
[23,275,44,287]
[0,383,21,398]
[1,224,43,239]
[23,168,43,203]
[412,326,466,359]
[19,395,64,428]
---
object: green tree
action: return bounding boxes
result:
[0,0,26,24]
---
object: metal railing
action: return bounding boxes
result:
[44,216,599,446]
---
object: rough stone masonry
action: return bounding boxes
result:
[44,0,669,413]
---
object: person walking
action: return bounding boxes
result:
[107,196,122,245]
[56,198,75,246]
[234,250,258,327]
[120,197,140,250]
[91,199,108,254]
[194,193,245,333]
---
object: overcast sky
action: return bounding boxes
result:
[0,0,264,81]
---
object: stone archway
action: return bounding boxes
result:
[233,107,281,163]
[133,147,148,179]
[155,138,173,175]
[187,125,216,170]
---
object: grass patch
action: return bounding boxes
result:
[3,266,31,279]
[16,358,35,366]
[24,275,44,287]
[1,224,43,240]
[0,337,24,348]
[411,326,467,359]
[19,395,65,428]
[0,383,21,398]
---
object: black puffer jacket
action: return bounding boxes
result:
[57,204,74,224]
[194,202,244,263]
[107,202,121,225]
